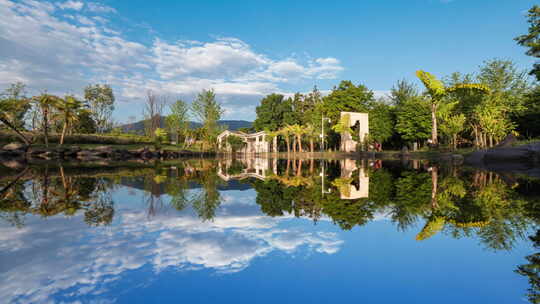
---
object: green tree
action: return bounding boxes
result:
[395,96,432,149]
[226,134,246,153]
[73,111,97,134]
[166,99,190,145]
[416,70,489,146]
[515,5,540,81]
[253,93,288,131]
[0,83,32,146]
[55,96,87,145]
[33,94,62,148]
[84,84,115,133]
[191,89,224,150]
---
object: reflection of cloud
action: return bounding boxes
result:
[0,189,343,303]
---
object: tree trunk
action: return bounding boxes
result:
[431,166,438,208]
[489,135,493,148]
[285,137,290,155]
[297,135,303,153]
[431,103,438,146]
[60,121,68,145]
[43,107,49,148]
[273,136,278,153]
[292,137,297,154]
[452,134,457,151]
[473,126,479,149]
[0,115,31,146]
[310,138,314,153]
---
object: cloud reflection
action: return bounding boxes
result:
[0,188,343,303]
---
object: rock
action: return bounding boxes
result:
[2,142,25,151]
[484,147,534,162]
[495,134,517,148]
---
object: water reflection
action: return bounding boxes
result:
[0,158,539,303]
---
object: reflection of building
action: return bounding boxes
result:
[339,159,369,199]
[340,112,369,152]
[218,158,276,181]
[217,130,269,154]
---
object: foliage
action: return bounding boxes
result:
[515,5,540,81]
[166,99,190,145]
[191,89,224,150]
[84,84,115,133]
[226,134,246,153]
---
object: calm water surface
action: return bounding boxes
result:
[1,158,539,303]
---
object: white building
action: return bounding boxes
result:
[217,130,270,154]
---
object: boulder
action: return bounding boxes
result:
[484,147,534,162]
[2,142,25,151]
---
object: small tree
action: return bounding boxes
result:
[226,135,246,154]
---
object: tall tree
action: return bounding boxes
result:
[191,89,224,150]
[253,93,288,131]
[84,84,115,133]
[515,5,540,81]
[166,99,190,145]
[33,94,61,148]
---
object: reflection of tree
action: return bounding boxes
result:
[516,229,540,304]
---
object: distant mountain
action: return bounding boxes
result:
[119,116,253,134]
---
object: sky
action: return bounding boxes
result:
[0,0,537,122]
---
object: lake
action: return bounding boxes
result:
[0,157,538,303]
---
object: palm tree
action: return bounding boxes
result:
[33,94,61,148]
[416,70,489,146]
[289,124,305,153]
[279,126,293,155]
[55,96,86,145]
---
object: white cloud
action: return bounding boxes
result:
[0,0,344,120]
[0,187,343,303]
[86,2,116,13]
[58,0,84,11]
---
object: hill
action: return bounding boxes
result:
[119,116,253,134]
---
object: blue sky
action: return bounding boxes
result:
[0,0,537,122]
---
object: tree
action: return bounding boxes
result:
[515,5,540,81]
[33,94,61,148]
[253,93,288,131]
[84,84,115,133]
[226,134,246,153]
[390,79,418,106]
[143,90,166,138]
[73,111,97,134]
[0,82,31,130]
[55,96,87,145]
[416,70,489,146]
[0,83,32,146]
[191,89,224,150]
[395,96,431,149]
[166,99,190,145]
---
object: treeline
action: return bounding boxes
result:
[252,59,539,152]
[0,83,115,147]
[251,6,540,152]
